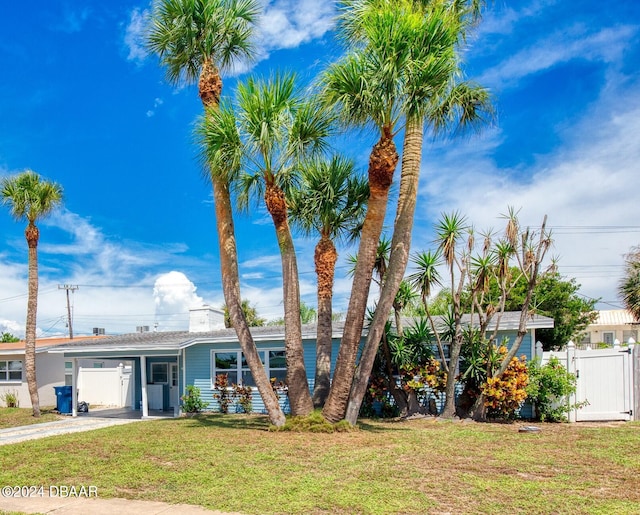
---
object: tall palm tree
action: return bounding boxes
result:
[1,170,63,417]
[324,0,491,424]
[620,246,640,322]
[201,73,333,415]
[148,0,286,426]
[288,155,369,408]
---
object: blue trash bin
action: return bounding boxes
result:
[54,385,73,414]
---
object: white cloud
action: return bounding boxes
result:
[415,78,640,308]
[259,0,335,51]
[153,271,205,329]
[478,24,637,89]
[124,7,149,63]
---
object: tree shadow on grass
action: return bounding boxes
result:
[154,413,420,433]
[156,413,272,431]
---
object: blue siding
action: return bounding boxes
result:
[496,330,533,361]
[182,338,342,415]
[178,329,534,417]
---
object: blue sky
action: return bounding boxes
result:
[1,0,639,337]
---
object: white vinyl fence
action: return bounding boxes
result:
[77,364,132,408]
[540,340,638,422]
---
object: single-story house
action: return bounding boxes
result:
[580,309,639,347]
[49,306,553,417]
[0,336,105,408]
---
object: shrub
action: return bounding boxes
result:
[213,374,234,413]
[233,384,253,413]
[526,356,582,422]
[481,349,529,420]
[181,385,208,413]
[1,389,19,408]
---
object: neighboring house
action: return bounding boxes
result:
[50,307,553,418]
[0,338,67,407]
[580,309,639,347]
[0,336,102,408]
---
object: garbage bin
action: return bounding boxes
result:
[54,385,73,414]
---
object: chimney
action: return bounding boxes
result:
[189,305,225,333]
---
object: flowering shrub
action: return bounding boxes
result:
[481,348,529,420]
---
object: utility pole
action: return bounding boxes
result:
[58,284,79,339]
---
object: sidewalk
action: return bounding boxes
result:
[0,495,242,514]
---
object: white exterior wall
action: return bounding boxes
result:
[0,352,65,408]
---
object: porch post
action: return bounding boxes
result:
[629,341,638,422]
[71,358,78,417]
[140,355,149,418]
[567,341,577,423]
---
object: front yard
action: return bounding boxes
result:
[0,407,62,429]
[0,413,638,514]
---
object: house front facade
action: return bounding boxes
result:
[50,307,553,418]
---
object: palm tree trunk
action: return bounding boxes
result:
[213,178,286,426]
[323,128,398,423]
[25,223,40,417]
[265,182,313,416]
[312,235,337,408]
[344,117,422,425]
[200,65,285,426]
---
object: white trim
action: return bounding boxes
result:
[210,347,286,389]
[72,358,78,417]
[140,356,148,418]
[150,362,169,384]
[0,359,23,382]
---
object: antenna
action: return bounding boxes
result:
[58,284,79,339]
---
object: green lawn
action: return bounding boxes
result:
[0,414,638,514]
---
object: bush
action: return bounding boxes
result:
[526,356,581,422]
[1,389,19,408]
[233,384,253,413]
[181,385,208,413]
[481,350,529,420]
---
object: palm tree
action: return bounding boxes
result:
[324,0,491,424]
[1,170,63,417]
[201,73,333,416]
[148,0,286,426]
[620,246,640,323]
[319,9,405,423]
[288,155,369,408]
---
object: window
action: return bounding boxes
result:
[212,349,286,387]
[602,331,615,346]
[151,363,169,384]
[0,360,23,381]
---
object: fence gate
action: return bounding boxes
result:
[543,342,637,422]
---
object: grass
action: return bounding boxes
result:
[0,407,62,429]
[0,414,638,514]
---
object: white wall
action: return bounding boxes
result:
[0,352,65,408]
